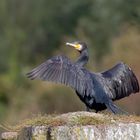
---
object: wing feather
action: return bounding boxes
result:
[102,62,139,100]
[27,55,89,95]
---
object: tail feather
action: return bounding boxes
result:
[106,101,128,115]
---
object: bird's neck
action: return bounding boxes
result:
[75,49,89,67]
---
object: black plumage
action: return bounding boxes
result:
[27,41,139,114]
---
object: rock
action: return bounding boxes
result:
[1,132,18,140]
[16,123,140,140]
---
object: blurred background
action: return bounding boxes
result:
[0,0,140,124]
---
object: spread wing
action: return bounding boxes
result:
[101,62,139,100]
[26,55,89,96]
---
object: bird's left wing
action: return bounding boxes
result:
[27,55,89,96]
[101,62,139,100]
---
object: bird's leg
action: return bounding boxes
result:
[86,106,91,112]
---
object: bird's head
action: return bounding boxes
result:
[66,41,87,52]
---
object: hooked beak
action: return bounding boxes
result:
[66,42,81,50]
[66,42,76,47]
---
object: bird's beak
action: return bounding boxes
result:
[66,42,81,50]
[66,42,76,47]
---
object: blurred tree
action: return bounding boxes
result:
[0,0,140,76]
[76,0,140,66]
[0,0,140,122]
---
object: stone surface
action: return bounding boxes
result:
[1,132,18,140]
[2,123,140,140]
[51,123,140,140]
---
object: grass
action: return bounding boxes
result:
[113,114,140,123]
[1,111,140,132]
[72,116,107,125]
[0,114,65,132]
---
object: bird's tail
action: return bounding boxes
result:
[106,101,128,115]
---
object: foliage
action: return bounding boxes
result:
[0,0,140,123]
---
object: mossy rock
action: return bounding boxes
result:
[1,111,140,140]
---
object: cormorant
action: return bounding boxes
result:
[27,41,139,114]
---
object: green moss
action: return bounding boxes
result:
[68,115,109,126]
[1,112,140,133]
[73,116,107,125]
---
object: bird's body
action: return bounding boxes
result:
[27,41,139,114]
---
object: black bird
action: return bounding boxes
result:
[27,41,139,114]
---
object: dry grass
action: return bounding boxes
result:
[0,114,65,132]
[1,111,140,133]
[0,112,108,132]
[113,114,140,123]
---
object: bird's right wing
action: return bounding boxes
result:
[27,55,89,96]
